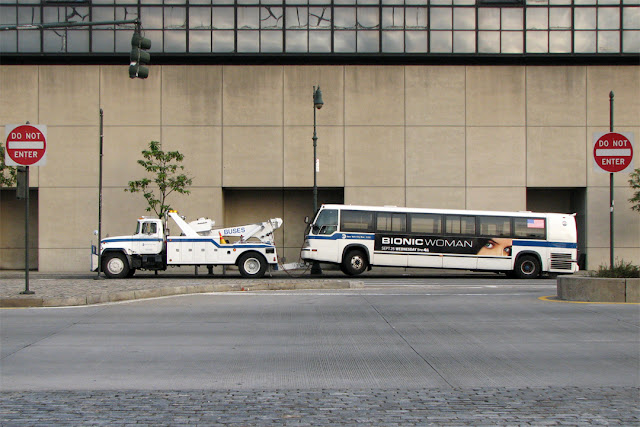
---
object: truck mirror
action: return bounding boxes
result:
[304,216,310,224]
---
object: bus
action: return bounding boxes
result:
[301,204,579,278]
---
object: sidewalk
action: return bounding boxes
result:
[1,267,563,308]
[0,269,364,308]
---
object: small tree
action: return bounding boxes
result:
[630,168,640,213]
[0,143,17,187]
[126,141,192,218]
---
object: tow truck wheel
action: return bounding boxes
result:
[103,253,130,279]
[238,253,267,278]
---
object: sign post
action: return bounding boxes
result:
[4,124,47,295]
[592,92,635,268]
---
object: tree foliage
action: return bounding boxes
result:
[0,143,17,187]
[126,141,192,218]
[629,168,640,213]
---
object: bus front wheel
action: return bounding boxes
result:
[342,250,368,276]
[514,255,540,279]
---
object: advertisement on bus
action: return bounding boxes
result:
[375,235,513,257]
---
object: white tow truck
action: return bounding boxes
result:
[93,210,283,279]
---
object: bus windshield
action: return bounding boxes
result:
[312,209,338,235]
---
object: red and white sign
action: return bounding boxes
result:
[4,124,47,167]
[593,132,634,173]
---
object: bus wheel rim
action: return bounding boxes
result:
[522,260,534,274]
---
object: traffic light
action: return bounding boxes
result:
[129,30,151,79]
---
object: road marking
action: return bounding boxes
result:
[1,291,535,309]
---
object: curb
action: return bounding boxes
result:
[0,281,364,308]
[557,276,640,303]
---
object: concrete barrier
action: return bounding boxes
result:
[557,276,640,303]
[627,278,640,303]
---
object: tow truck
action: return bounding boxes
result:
[92,210,283,279]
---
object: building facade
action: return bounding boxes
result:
[0,0,638,272]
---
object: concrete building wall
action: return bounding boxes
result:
[0,64,638,271]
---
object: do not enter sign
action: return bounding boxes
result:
[4,124,47,167]
[593,132,634,173]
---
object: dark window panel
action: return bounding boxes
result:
[309,29,330,50]
[0,30,17,52]
[286,29,307,51]
[92,29,115,52]
[189,29,212,51]
[260,29,283,51]
[212,29,234,50]
[382,30,404,51]
[622,30,639,52]
[261,6,283,29]
[357,30,379,51]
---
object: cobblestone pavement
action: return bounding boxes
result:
[1,387,638,425]
[0,270,362,307]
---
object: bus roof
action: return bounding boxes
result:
[318,204,576,219]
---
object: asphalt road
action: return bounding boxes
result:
[1,278,638,425]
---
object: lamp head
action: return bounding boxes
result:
[313,86,324,109]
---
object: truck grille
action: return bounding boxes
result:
[550,253,573,270]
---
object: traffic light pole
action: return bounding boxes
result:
[2,19,152,80]
[0,19,140,32]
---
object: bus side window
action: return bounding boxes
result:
[514,218,546,239]
[341,210,375,233]
[377,213,406,233]
[409,213,442,234]
[446,215,476,235]
[478,216,511,237]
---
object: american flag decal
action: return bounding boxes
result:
[527,219,545,229]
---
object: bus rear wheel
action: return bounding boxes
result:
[342,250,367,276]
[514,255,540,279]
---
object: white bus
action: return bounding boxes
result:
[301,204,579,278]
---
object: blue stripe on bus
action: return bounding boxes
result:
[103,237,273,250]
[168,238,274,249]
[513,240,577,249]
[102,238,163,243]
[306,234,375,241]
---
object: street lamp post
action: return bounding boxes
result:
[312,85,323,213]
[311,85,323,276]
